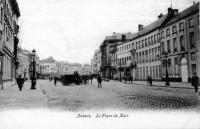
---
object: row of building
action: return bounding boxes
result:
[91,2,199,82]
[0,0,20,88]
[38,57,92,79]
[17,52,93,80]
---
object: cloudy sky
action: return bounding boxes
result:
[17,0,195,64]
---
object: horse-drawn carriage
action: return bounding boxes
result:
[60,74,82,85]
[60,72,93,86]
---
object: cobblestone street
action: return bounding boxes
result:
[1,80,200,129]
[38,80,200,111]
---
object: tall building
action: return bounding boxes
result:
[100,32,135,78]
[91,49,101,74]
[0,0,20,88]
[160,2,199,82]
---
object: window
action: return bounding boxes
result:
[173,38,177,53]
[157,33,160,42]
[151,36,153,45]
[154,35,156,44]
[152,48,154,61]
[189,18,194,28]
[142,51,144,63]
[155,47,158,61]
[191,53,195,60]
[166,28,170,37]
[192,64,196,76]
[149,49,151,62]
[180,35,185,51]
[146,50,148,62]
[179,22,184,31]
[172,25,177,34]
[145,39,147,47]
[142,40,144,48]
[136,42,138,49]
[168,58,172,74]
[161,31,164,38]
[189,32,195,49]
[139,41,141,49]
[136,53,138,63]
[174,57,178,74]
[148,37,151,46]
[167,40,171,53]
[139,52,141,63]
[161,42,165,54]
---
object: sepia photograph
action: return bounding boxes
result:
[0,0,200,128]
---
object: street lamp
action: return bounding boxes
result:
[31,49,36,90]
[163,51,170,86]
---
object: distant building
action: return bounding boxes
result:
[39,57,56,79]
[17,48,30,79]
[100,32,135,78]
[91,49,101,74]
[83,63,92,75]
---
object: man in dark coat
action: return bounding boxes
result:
[16,75,25,91]
[149,76,152,86]
[54,77,57,86]
[191,72,199,93]
[97,74,102,88]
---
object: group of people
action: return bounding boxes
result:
[15,72,200,93]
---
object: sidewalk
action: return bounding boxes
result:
[132,80,193,89]
[0,80,47,110]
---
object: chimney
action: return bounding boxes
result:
[158,13,163,19]
[138,24,143,31]
[193,1,195,5]
[168,7,173,14]
[122,35,126,42]
[113,32,116,36]
[173,9,178,15]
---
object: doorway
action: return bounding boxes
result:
[181,58,188,82]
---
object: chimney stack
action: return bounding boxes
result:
[158,13,164,19]
[168,7,173,14]
[173,9,178,15]
[138,24,143,31]
[122,35,126,42]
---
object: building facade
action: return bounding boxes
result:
[0,0,20,88]
[39,57,56,79]
[100,32,135,78]
[160,2,199,82]
[91,49,101,74]
[17,48,30,79]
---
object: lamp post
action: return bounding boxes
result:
[31,49,36,90]
[163,51,170,86]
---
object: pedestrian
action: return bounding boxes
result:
[149,76,152,86]
[16,75,25,91]
[191,72,199,93]
[54,77,57,86]
[97,74,102,88]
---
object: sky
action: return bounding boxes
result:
[17,0,195,64]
